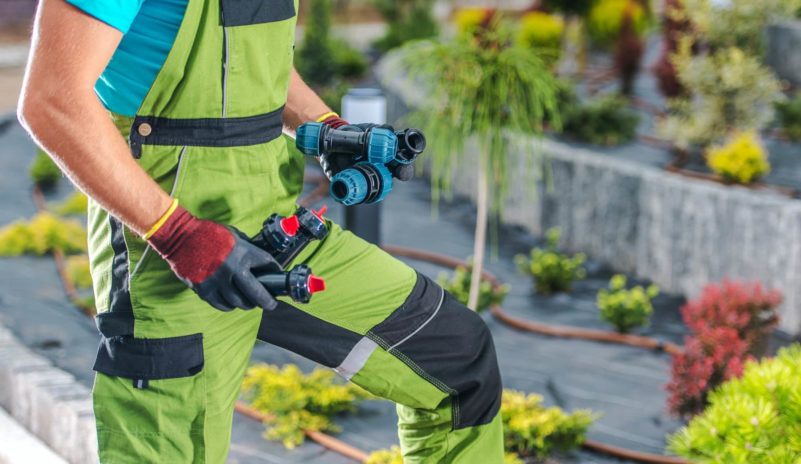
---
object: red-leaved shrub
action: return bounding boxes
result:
[666,281,781,418]
[681,280,781,355]
[666,327,748,417]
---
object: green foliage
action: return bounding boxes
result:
[502,390,595,459]
[295,0,367,88]
[516,228,586,294]
[365,446,403,464]
[597,274,658,333]
[561,95,639,146]
[543,0,596,17]
[774,95,801,141]
[396,20,561,213]
[680,0,801,56]
[437,262,510,313]
[241,364,369,449]
[587,0,648,46]
[66,254,93,289]
[706,132,770,184]
[658,47,781,149]
[518,11,564,49]
[30,150,61,190]
[0,212,87,256]
[51,192,88,216]
[372,0,438,52]
[669,345,801,463]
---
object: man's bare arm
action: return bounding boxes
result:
[282,68,333,131]
[18,0,172,236]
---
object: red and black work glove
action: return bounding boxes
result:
[318,115,414,181]
[147,203,280,311]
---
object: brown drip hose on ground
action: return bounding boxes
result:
[31,183,687,463]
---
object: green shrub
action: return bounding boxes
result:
[597,274,658,333]
[543,0,595,16]
[706,132,770,184]
[587,0,649,46]
[669,345,801,463]
[331,39,368,79]
[517,11,564,62]
[241,364,369,449]
[30,150,61,190]
[296,0,338,87]
[437,262,510,313]
[680,0,801,56]
[66,254,93,289]
[658,47,781,149]
[502,390,595,459]
[372,0,438,52]
[515,228,586,294]
[561,95,639,146]
[51,191,88,216]
[0,212,87,256]
[774,95,801,141]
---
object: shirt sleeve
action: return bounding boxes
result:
[66,0,146,34]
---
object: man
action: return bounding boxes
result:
[18,0,504,461]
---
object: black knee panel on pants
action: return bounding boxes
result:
[369,273,503,429]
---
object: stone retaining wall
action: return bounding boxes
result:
[379,58,801,334]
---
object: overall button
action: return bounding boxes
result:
[138,123,152,137]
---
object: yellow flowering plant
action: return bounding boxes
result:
[706,132,770,184]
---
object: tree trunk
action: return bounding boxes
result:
[467,157,489,311]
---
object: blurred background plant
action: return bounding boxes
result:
[597,274,658,333]
[396,15,561,310]
[666,281,781,417]
[501,390,595,460]
[669,345,801,463]
[241,364,370,448]
[371,0,438,52]
[515,228,586,294]
[517,11,565,65]
[50,191,88,216]
[0,212,87,256]
[295,0,368,112]
[706,132,770,184]
[29,149,61,190]
[658,47,781,150]
[560,95,639,145]
[437,261,510,312]
[774,94,801,141]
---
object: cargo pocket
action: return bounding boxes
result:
[93,313,204,389]
[220,0,295,27]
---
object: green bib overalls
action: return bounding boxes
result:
[87,0,504,462]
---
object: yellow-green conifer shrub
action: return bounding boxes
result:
[502,390,595,459]
[515,228,586,294]
[518,12,564,62]
[669,345,801,463]
[241,364,370,449]
[598,275,659,333]
[365,446,404,464]
[437,262,510,313]
[0,213,87,256]
[706,132,770,184]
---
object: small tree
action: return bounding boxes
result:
[296,0,337,87]
[398,21,560,309]
[371,0,438,52]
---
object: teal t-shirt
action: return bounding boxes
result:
[67,0,188,116]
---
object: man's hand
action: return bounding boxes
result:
[148,204,280,311]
